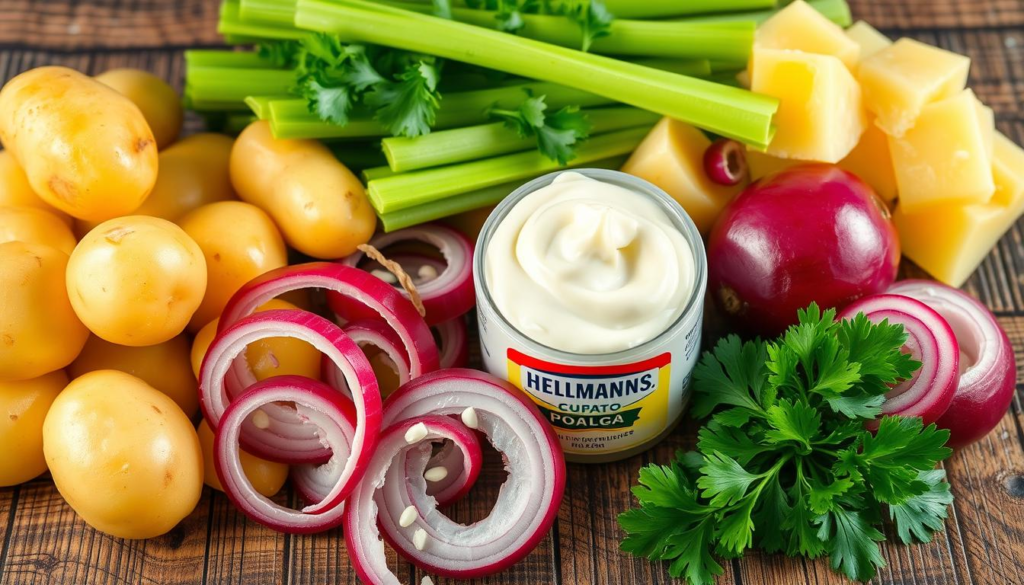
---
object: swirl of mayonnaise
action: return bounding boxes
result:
[485,172,695,354]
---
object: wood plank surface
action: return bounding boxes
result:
[1,1,1023,584]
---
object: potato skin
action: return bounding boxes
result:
[95,68,183,150]
[0,66,158,222]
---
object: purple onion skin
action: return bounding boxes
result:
[704,139,748,186]
[707,164,900,337]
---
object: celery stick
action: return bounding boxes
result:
[185,50,276,69]
[267,81,613,140]
[244,96,277,119]
[633,58,712,78]
[362,166,396,182]
[383,106,658,172]
[239,0,297,25]
[295,0,778,147]
[186,68,294,103]
[601,0,774,18]
[185,94,250,112]
[220,0,304,40]
[377,157,628,232]
[681,0,852,27]
[367,127,648,213]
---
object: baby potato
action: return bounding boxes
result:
[191,299,321,382]
[0,241,89,382]
[0,67,158,222]
[43,370,203,539]
[0,370,68,486]
[66,216,207,347]
[95,68,183,150]
[0,206,77,255]
[68,335,198,418]
[0,151,72,225]
[196,419,287,497]
[179,201,287,331]
[230,121,375,259]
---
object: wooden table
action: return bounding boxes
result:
[2,1,1024,583]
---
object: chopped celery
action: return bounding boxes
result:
[186,67,294,103]
[382,106,658,172]
[244,96,277,119]
[601,0,775,18]
[681,0,852,27]
[377,156,628,232]
[239,0,297,26]
[219,0,304,40]
[362,166,396,182]
[632,58,712,78]
[367,127,648,213]
[185,50,277,69]
[295,0,778,147]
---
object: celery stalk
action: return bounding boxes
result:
[186,67,294,103]
[185,50,276,69]
[219,0,304,40]
[239,0,297,26]
[633,59,712,78]
[382,106,658,172]
[377,157,628,232]
[294,0,778,147]
[367,127,648,213]
[680,0,852,27]
[600,0,774,18]
[362,166,397,182]
[244,96,277,119]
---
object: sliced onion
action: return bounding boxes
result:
[888,280,1017,448]
[220,263,439,381]
[331,224,475,326]
[345,416,483,585]
[839,294,958,426]
[214,376,361,533]
[322,319,413,395]
[372,369,565,579]
[199,309,381,471]
[416,439,477,506]
[703,138,748,186]
[434,317,469,370]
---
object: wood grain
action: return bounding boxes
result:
[0,1,1023,584]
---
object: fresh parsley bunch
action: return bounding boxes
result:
[619,304,954,584]
[488,94,591,164]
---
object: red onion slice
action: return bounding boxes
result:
[333,224,476,326]
[214,376,362,533]
[839,294,958,426]
[434,317,469,370]
[199,310,381,473]
[345,416,483,585]
[220,263,439,379]
[374,369,565,578]
[888,280,1017,448]
[703,138,748,186]
[322,320,414,396]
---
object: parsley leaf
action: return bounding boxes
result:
[432,0,453,19]
[692,336,768,418]
[257,40,301,68]
[889,469,954,544]
[560,0,614,52]
[488,94,591,164]
[818,507,887,581]
[366,59,442,138]
[764,398,819,452]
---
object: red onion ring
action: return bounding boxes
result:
[703,138,748,186]
[214,376,361,533]
[434,317,469,370]
[199,309,381,469]
[888,280,1017,448]
[322,319,414,395]
[373,369,565,579]
[839,294,958,426]
[332,224,476,326]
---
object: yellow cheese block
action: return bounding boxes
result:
[845,21,891,62]
[858,38,970,137]
[751,48,866,163]
[746,149,800,181]
[621,118,744,234]
[893,133,1024,287]
[756,0,860,70]
[889,89,995,213]
[837,122,898,203]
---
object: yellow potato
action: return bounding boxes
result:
[43,370,203,539]
[0,66,158,221]
[0,370,68,486]
[66,216,207,346]
[0,241,89,382]
[230,121,375,259]
[96,68,183,150]
[0,151,72,225]
[0,205,77,255]
[196,419,287,497]
[179,201,288,331]
[68,335,198,418]
[191,299,321,382]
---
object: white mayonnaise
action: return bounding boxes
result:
[484,171,695,354]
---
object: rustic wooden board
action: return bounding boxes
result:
[1,1,1023,584]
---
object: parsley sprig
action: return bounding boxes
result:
[619,304,954,584]
[488,94,591,164]
[464,0,613,52]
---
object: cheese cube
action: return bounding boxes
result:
[893,133,1024,287]
[889,89,995,213]
[756,0,860,70]
[747,149,800,181]
[858,38,970,137]
[837,122,898,203]
[621,118,744,234]
[752,48,867,163]
[845,21,891,62]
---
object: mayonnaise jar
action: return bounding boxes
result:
[474,170,708,463]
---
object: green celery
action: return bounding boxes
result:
[600,0,774,18]
[362,166,397,182]
[239,0,297,25]
[270,101,388,140]
[681,0,852,27]
[377,156,627,232]
[219,0,304,40]
[186,67,294,103]
[294,0,778,147]
[224,114,258,134]
[382,106,658,172]
[367,127,648,213]
[184,94,250,112]
[633,58,712,78]
[244,96,277,119]
[185,50,277,69]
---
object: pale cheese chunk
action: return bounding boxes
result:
[889,89,995,213]
[746,149,800,181]
[837,122,898,203]
[756,0,860,70]
[845,21,892,62]
[858,38,970,137]
[752,48,866,163]
[894,132,1024,287]
[621,118,744,234]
